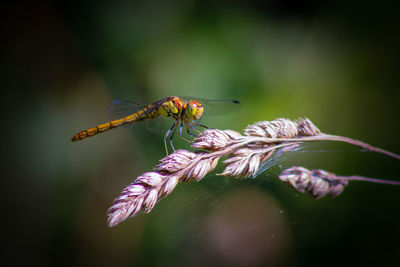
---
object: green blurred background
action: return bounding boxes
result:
[3,0,400,266]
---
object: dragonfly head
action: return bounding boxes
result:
[185,100,204,120]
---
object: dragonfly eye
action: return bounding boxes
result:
[186,100,204,120]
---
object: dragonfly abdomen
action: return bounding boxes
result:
[71,122,113,142]
[71,106,160,142]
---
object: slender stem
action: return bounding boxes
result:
[318,134,400,160]
[239,134,400,160]
[337,176,400,186]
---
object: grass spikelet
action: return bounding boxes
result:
[107,117,400,227]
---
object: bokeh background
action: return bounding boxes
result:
[3,0,400,266]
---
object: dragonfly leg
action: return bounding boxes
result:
[178,121,191,143]
[164,121,177,154]
[185,122,198,136]
[191,120,208,129]
[191,120,208,130]
[179,121,183,137]
[187,121,204,134]
[168,121,179,151]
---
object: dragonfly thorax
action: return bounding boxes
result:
[158,97,184,119]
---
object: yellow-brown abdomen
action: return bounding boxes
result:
[71,121,116,142]
[70,106,159,142]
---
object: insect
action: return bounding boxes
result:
[71,96,240,154]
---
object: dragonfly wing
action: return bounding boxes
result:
[180,96,240,116]
[144,116,174,134]
[106,99,149,128]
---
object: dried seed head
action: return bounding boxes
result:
[119,183,147,198]
[183,157,219,182]
[220,157,249,177]
[311,169,348,198]
[295,117,321,136]
[156,150,197,173]
[143,189,158,213]
[107,186,144,227]
[107,116,397,227]
[136,171,163,187]
[193,129,242,151]
[244,118,298,138]
[279,166,311,192]
[107,172,165,227]
[279,166,348,199]
[220,149,263,178]
[246,154,262,177]
[159,175,179,198]
[107,197,143,227]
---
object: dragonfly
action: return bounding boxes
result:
[71,96,240,153]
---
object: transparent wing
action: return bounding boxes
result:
[105,99,152,129]
[106,99,175,131]
[145,115,175,134]
[106,99,150,121]
[180,96,240,116]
